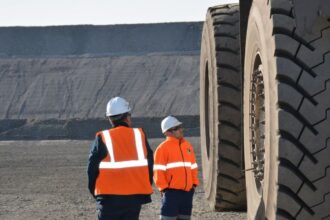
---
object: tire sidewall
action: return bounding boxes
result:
[243,1,279,219]
[199,12,219,207]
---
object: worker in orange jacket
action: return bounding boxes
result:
[87,97,153,220]
[154,116,199,220]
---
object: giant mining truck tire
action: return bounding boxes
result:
[243,0,330,219]
[200,4,246,211]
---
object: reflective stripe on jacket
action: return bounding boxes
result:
[94,126,153,196]
[153,136,199,192]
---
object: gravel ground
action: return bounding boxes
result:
[0,137,246,220]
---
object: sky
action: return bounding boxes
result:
[0,0,238,27]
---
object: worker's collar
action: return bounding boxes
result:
[113,121,129,128]
[166,136,184,142]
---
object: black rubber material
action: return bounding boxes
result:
[273,1,330,219]
[244,0,330,219]
[200,4,246,211]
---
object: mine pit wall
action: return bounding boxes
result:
[0,116,199,140]
[0,22,202,139]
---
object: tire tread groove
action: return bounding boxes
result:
[273,28,315,51]
[214,33,238,39]
[278,184,315,215]
[277,74,317,105]
[311,192,330,208]
[219,120,240,131]
[278,101,318,135]
[220,156,240,168]
[213,20,239,26]
[219,173,240,184]
[279,158,316,191]
[275,49,317,77]
[279,130,317,163]
[277,208,296,220]
[220,139,241,150]
[215,47,239,55]
[218,82,241,92]
[219,101,240,112]
[271,8,294,18]
[216,63,239,72]
[218,187,239,197]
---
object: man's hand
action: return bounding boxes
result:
[160,188,168,198]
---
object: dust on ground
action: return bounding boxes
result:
[0,137,246,220]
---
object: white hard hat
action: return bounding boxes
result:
[106,97,131,116]
[161,116,182,133]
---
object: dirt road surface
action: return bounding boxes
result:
[0,137,246,220]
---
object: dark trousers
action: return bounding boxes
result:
[97,205,141,220]
[160,188,195,220]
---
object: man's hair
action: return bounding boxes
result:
[109,112,130,126]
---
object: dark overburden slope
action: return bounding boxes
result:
[0,23,202,57]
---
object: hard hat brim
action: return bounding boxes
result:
[106,107,131,117]
[163,121,182,133]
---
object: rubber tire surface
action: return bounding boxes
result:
[243,0,330,219]
[200,4,246,211]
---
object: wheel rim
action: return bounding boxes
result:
[249,54,266,195]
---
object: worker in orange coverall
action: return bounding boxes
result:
[154,115,199,220]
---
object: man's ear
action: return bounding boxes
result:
[164,131,172,137]
[123,115,132,127]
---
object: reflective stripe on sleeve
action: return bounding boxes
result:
[191,163,198,169]
[166,162,191,169]
[153,164,166,171]
[154,162,197,171]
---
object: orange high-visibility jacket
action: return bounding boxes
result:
[153,136,199,192]
[94,126,153,196]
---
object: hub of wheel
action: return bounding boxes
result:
[249,62,266,194]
